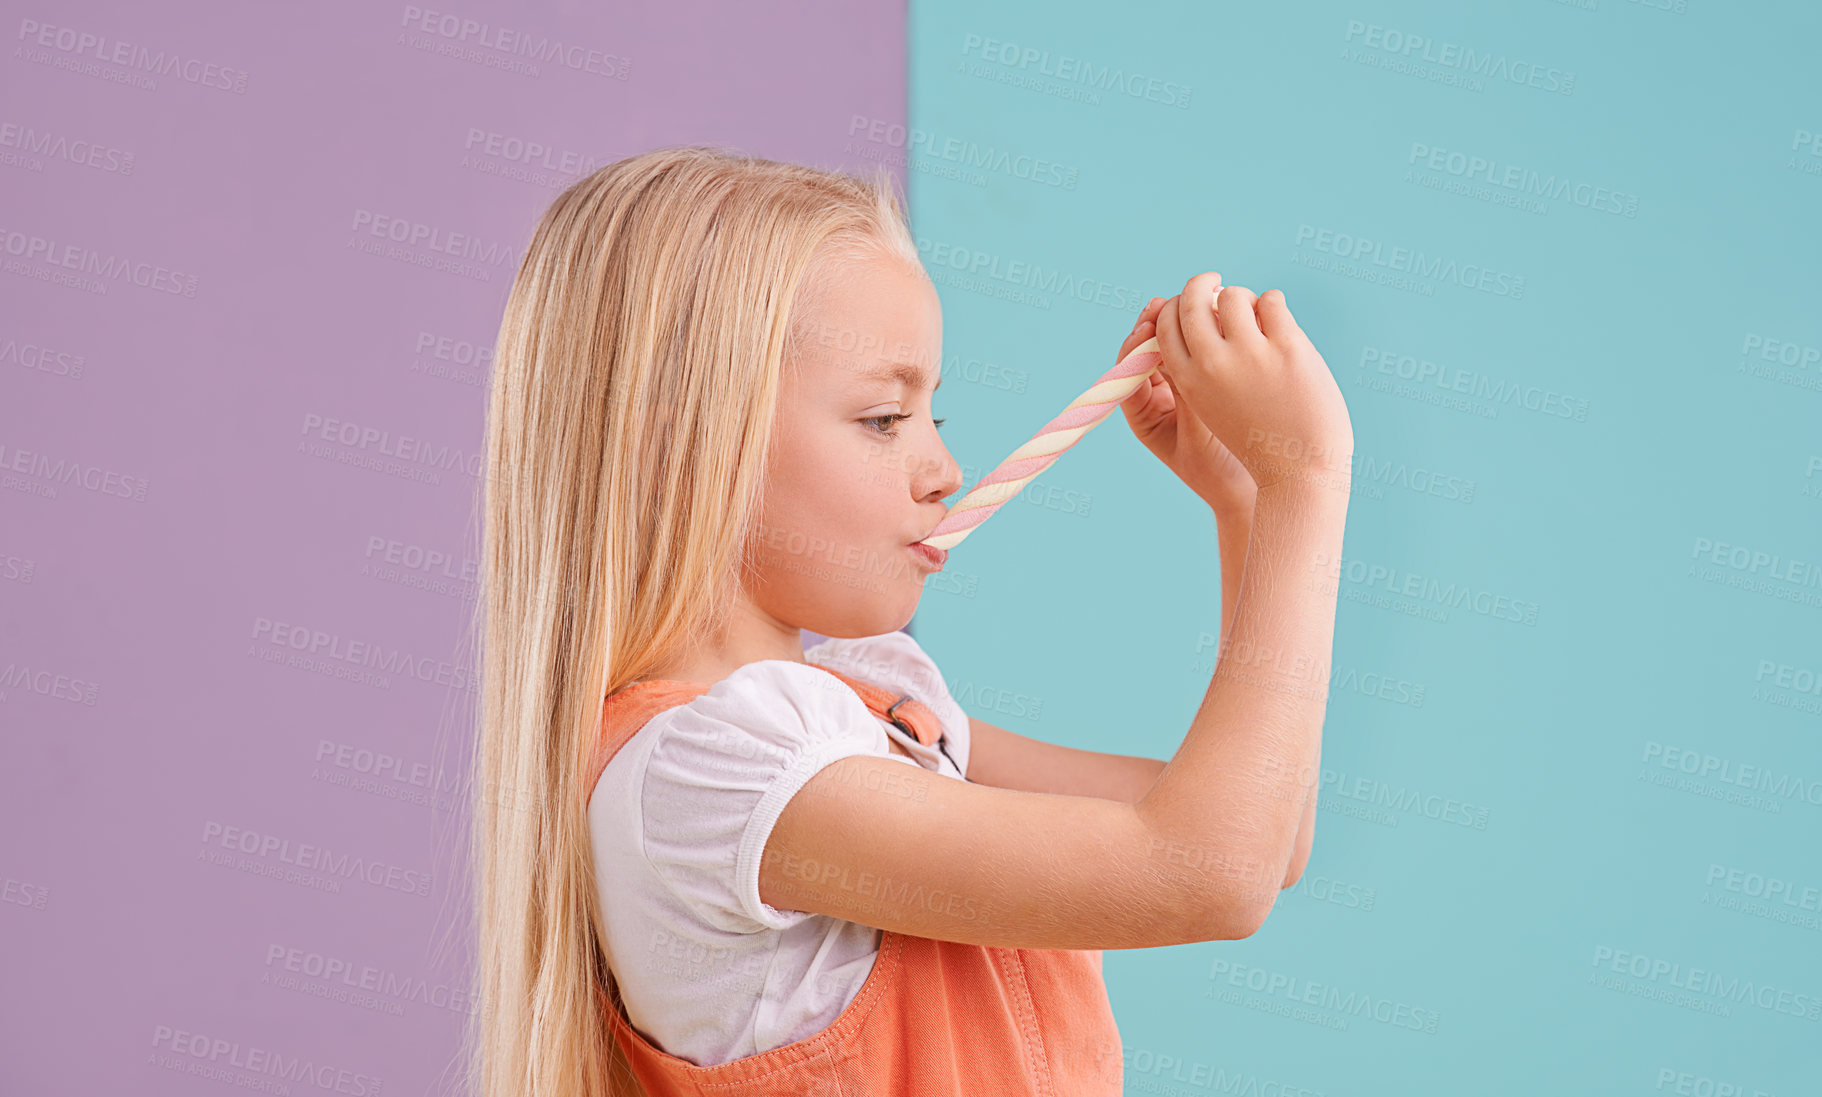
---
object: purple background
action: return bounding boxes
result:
[0,2,904,1092]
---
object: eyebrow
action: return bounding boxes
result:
[851,361,942,391]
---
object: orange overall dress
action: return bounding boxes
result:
[587,662,1125,1096]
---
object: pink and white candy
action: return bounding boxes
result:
[918,334,1168,552]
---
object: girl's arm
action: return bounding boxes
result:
[761,487,1347,951]
[962,501,1254,808]
[1282,765,1317,888]
[1214,496,1315,890]
[1214,498,1251,651]
[964,716,1165,802]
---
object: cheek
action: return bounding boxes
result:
[763,428,896,545]
[807,425,895,503]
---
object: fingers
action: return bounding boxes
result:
[1176,272,1224,362]
[1254,288,1303,345]
[1130,295,1166,334]
[1119,296,1168,363]
[1215,284,1263,345]
[1152,294,1191,386]
[1116,325,1144,363]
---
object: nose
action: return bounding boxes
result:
[914,430,964,505]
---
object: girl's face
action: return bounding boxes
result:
[747,250,963,638]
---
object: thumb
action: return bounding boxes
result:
[1118,369,1148,423]
[1148,296,1188,385]
[1119,370,1167,440]
[1120,371,1149,415]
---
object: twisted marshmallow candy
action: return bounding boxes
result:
[918,332,1175,552]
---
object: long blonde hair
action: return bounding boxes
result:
[461,145,921,1097]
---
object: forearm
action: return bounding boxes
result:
[982,743,1166,804]
[1213,496,1254,650]
[1136,486,1348,932]
[1123,755,1170,802]
[1282,754,1317,886]
[1216,497,1316,890]
[967,716,1167,803]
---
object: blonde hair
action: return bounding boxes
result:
[460,145,922,1097]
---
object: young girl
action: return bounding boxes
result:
[467,145,1353,1096]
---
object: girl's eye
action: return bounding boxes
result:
[863,414,947,437]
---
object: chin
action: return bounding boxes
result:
[810,596,917,640]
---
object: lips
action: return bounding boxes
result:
[908,542,947,571]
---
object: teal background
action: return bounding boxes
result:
[905,1,1822,1089]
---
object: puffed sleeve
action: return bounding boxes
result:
[806,629,971,779]
[638,658,896,933]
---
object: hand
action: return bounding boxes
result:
[1150,273,1353,496]
[1117,285,1258,512]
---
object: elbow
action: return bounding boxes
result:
[1211,849,1304,939]
[1206,885,1275,941]
[1218,900,1271,941]
[1280,854,1308,891]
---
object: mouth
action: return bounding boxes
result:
[908,541,947,572]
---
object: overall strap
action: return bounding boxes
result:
[807,664,946,747]
[589,661,954,804]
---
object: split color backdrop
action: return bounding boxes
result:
[3,0,1820,1094]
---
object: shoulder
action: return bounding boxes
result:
[805,630,970,773]
[640,657,882,763]
[804,629,953,705]
[633,658,897,931]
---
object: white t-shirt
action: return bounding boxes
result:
[587,629,973,1068]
